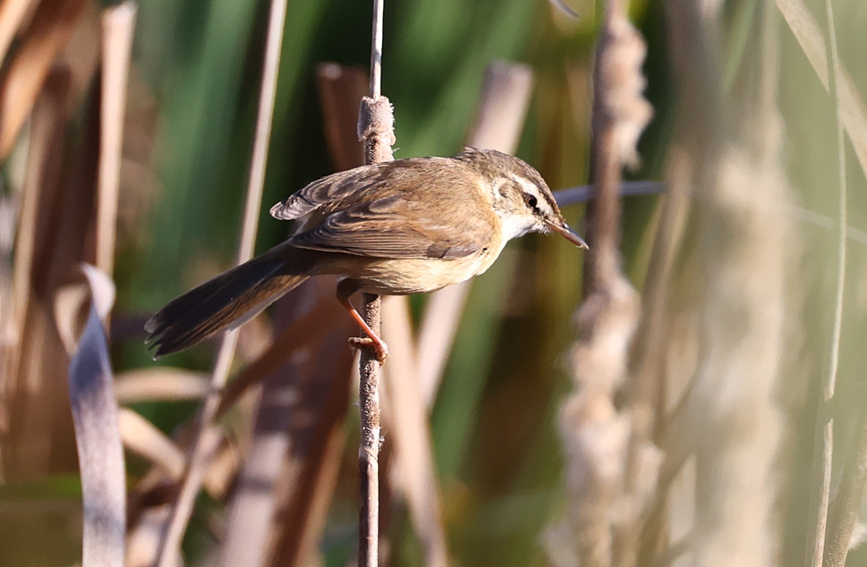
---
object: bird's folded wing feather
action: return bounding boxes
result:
[269,167,370,220]
[288,193,494,259]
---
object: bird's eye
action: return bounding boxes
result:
[523,193,538,209]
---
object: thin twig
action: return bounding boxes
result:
[357,1,392,564]
[369,0,383,100]
[155,0,288,562]
[806,0,846,565]
[554,181,665,208]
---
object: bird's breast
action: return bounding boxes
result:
[331,246,503,296]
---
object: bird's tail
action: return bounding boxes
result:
[145,248,309,357]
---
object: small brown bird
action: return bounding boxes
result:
[145,148,587,361]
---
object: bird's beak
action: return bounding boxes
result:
[545,219,589,249]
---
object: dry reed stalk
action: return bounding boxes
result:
[316,63,368,171]
[0,0,36,64]
[546,0,652,565]
[316,61,450,565]
[155,0,288,561]
[2,69,70,433]
[96,2,137,277]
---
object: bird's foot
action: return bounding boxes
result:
[348,336,389,364]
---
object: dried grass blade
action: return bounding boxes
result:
[66,264,125,567]
[2,69,75,477]
[114,368,210,404]
[0,0,35,64]
[774,0,867,178]
[807,0,847,565]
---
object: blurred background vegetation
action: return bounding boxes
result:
[2,0,867,565]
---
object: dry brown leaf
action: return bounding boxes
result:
[0,0,88,159]
[0,0,37,67]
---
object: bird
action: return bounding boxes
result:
[145,148,587,362]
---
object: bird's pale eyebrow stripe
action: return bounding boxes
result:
[509,174,551,208]
[513,172,560,211]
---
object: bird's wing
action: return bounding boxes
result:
[269,167,371,220]
[288,192,495,259]
[270,158,438,221]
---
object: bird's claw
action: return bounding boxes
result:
[348,336,389,363]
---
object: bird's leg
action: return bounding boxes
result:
[336,279,389,363]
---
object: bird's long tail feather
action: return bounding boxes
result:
[145,252,308,357]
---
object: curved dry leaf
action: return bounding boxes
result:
[55,282,90,354]
[55,264,115,354]
[118,408,186,479]
[67,264,125,567]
